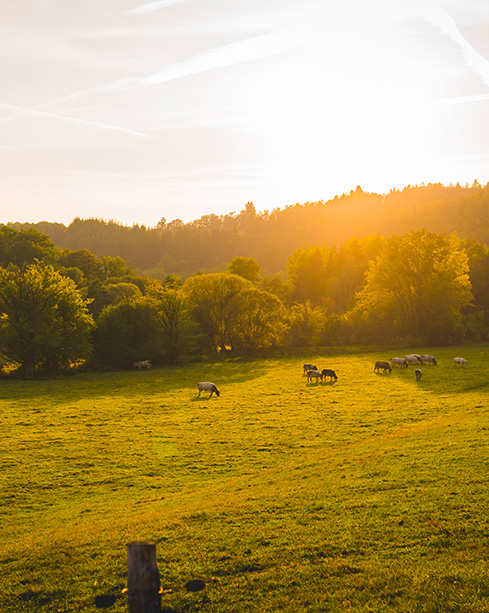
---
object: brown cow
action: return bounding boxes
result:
[374,361,392,373]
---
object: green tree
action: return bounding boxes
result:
[161,275,182,289]
[464,240,489,312]
[260,275,290,303]
[232,288,287,351]
[0,263,93,378]
[92,300,162,369]
[286,301,328,348]
[102,255,133,281]
[227,256,261,285]
[86,279,110,318]
[106,282,142,305]
[0,226,57,267]
[183,273,252,353]
[325,236,385,313]
[287,246,329,306]
[354,230,473,343]
[147,283,194,363]
[58,248,104,281]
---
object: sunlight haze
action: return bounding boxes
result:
[2,0,489,226]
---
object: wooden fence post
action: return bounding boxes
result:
[127,542,161,613]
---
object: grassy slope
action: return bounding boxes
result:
[1,345,489,612]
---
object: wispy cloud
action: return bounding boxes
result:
[0,102,154,140]
[425,4,489,87]
[22,27,300,113]
[99,28,300,93]
[127,0,193,14]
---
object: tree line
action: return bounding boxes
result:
[8,182,489,279]
[1,223,488,378]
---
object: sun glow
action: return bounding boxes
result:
[2,0,489,224]
[242,4,448,205]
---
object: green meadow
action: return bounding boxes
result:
[1,345,489,612]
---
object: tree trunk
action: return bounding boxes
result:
[24,362,34,380]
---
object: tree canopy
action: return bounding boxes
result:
[183,273,253,353]
[354,230,473,343]
[0,263,93,378]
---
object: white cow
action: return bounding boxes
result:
[454,357,468,367]
[404,354,423,365]
[307,369,323,383]
[134,360,152,370]
[197,382,220,397]
[420,355,437,365]
[391,357,408,368]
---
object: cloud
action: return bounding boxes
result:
[425,4,489,88]
[127,0,193,14]
[0,102,154,140]
[101,28,301,92]
[29,26,301,112]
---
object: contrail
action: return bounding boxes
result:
[100,28,300,93]
[16,27,301,111]
[425,4,489,88]
[0,102,154,140]
[127,0,192,14]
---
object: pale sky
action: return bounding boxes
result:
[2,0,489,226]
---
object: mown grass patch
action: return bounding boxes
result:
[1,345,489,611]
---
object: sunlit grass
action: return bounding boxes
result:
[1,345,489,611]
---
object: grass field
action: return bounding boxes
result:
[1,345,489,612]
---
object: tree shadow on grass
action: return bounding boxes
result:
[0,360,269,403]
[390,365,489,395]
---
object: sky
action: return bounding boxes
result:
[2,0,489,227]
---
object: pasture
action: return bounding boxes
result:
[1,345,489,612]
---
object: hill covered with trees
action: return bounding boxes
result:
[7,182,489,279]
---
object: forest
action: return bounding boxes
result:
[2,181,489,378]
[8,182,489,279]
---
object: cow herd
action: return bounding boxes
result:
[303,364,338,383]
[371,353,468,381]
[133,352,469,398]
[304,353,469,385]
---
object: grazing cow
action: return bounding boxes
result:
[404,354,423,365]
[197,382,220,397]
[303,363,317,374]
[454,357,468,367]
[374,361,392,373]
[307,369,323,383]
[134,360,152,370]
[415,369,422,381]
[390,357,408,368]
[420,355,437,365]
[321,369,338,381]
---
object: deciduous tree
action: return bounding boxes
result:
[287,246,329,307]
[0,226,57,267]
[0,263,93,378]
[183,273,252,353]
[232,288,287,351]
[92,300,162,369]
[354,230,473,343]
[147,283,194,363]
[227,256,261,285]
